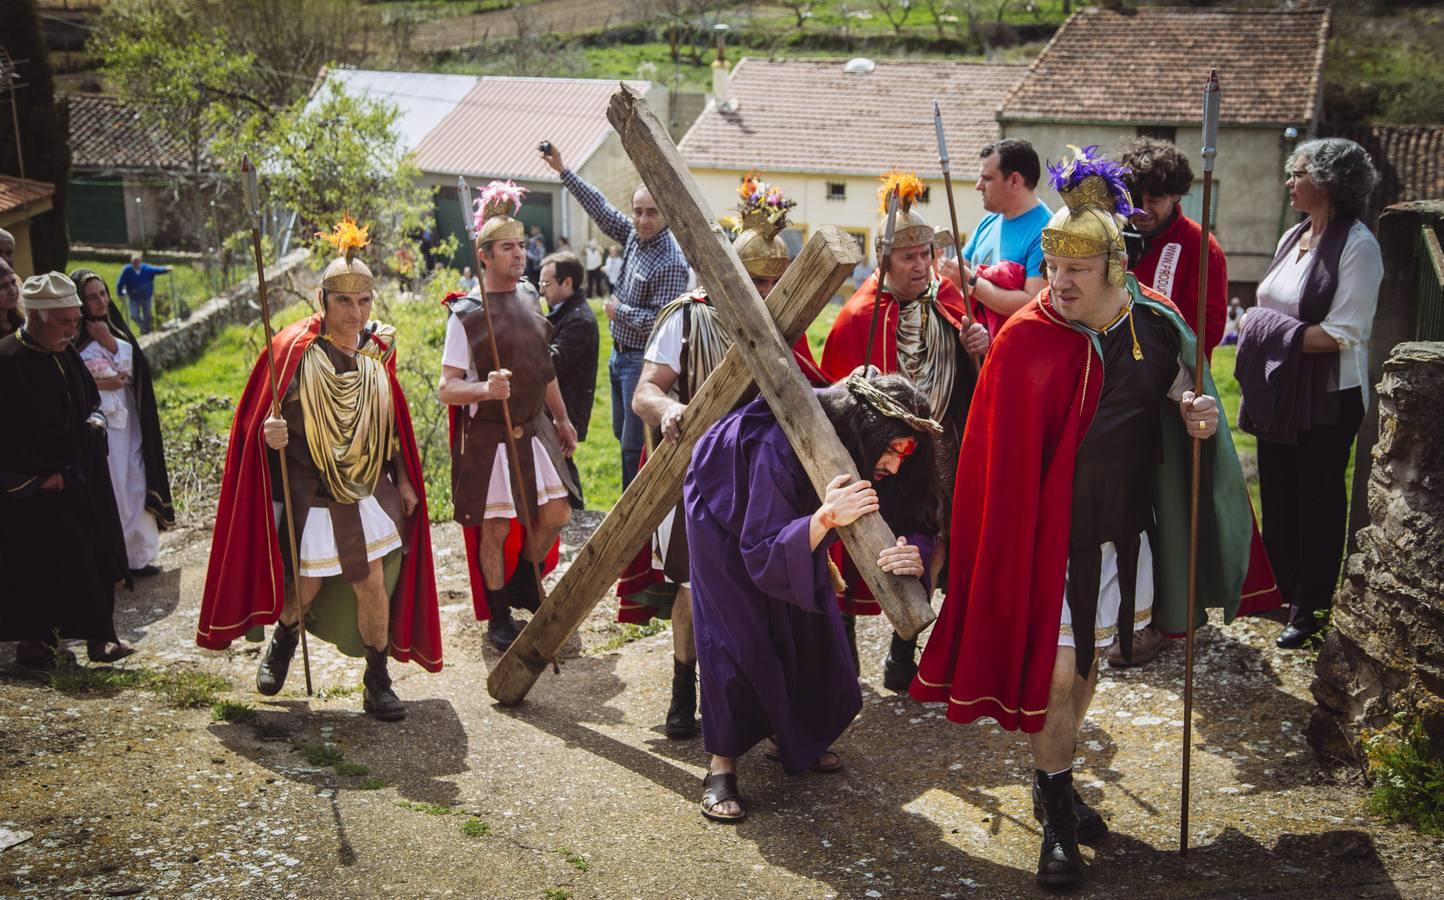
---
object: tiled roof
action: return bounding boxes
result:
[67,93,195,171]
[412,77,652,180]
[679,58,1028,177]
[1000,7,1329,127]
[1336,124,1444,211]
[0,176,56,216]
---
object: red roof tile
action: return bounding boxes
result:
[412,77,652,180]
[1000,7,1329,127]
[680,58,1028,177]
[1336,124,1444,211]
[0,176,56,216]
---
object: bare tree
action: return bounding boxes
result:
[778,0,817,30]
[874,0,913,35]
[921,0,953,40]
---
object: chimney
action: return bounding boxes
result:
[712,23,737,113]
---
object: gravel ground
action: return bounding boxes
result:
[2,514,1442,899]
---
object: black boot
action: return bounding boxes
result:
[1035,769,1084,887]
[1033,775,1108,843]
[486,586,522,652]
[362,647,406,722]
[506,561,542,612]
[882,632,918,692]
[843,614,859,672]
[256,620,300,696]
[665,657,698,739]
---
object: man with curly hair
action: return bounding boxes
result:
[1108,138,1230,667]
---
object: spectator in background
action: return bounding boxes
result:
[0,259,20,338]
[71,268,175,577]
[1237,137,1384,650]
[939,139,1051,335]
[556,237,571,252]
[584,238,606,298]
[538,251,600,510]
[458,265,479,294]
[0,227,13,267]
[603,244,623,296]
[1222,297,1242,346]
[541,141,689,489]
[525,225,547,285]
[115,252,170,335]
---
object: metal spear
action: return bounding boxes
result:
[241,154,312,697]
[933,100,982,374]
[1181,67,1221,858]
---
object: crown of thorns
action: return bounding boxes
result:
[844,373,943,435]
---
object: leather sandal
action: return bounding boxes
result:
[700,771,745,822]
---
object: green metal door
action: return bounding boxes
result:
[66,175,129,246]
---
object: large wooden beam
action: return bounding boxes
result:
[607,85,937,639]
[487,226,859,705]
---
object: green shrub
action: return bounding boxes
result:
[1366,717,1444,837]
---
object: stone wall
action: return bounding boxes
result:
[136,249,314,372]
[1310,342,1444,761]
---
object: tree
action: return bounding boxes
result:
[920,0,954,40]
[213,81,442,278]
[779,0,817,30]
[0,0,72,274]
[874,0,913,35]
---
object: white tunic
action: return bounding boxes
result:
[79,337,159,570]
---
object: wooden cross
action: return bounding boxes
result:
[487,85,936,706]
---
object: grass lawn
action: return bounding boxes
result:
[71,256,226,337]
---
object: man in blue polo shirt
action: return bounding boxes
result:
[941,139,1051,335]
[115,253,171,335]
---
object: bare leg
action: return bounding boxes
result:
[279,574,325,627]
[478,518,513,591]
[672,585,696,665]
[352,558,390,651]
[523,497,571,562]
[1029,646,1087,773]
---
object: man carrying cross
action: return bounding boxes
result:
[911,148,1255,886]
[620,177,827,740]
[439,181,578,652]
[821,170,989,689]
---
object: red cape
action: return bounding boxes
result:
[196,314,443,672]
[911,288,1278,731]
[1132,212,1228,361]
[819,273,969,613]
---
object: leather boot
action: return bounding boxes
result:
[843,614,859,672]
[882,632,918,692]
[486,586,522,651]
[256,620,300,696]
[362,647,406,721]
[1033,774,1108,843]
[1035,769,1084,887]
[665,657,698,739]
[506,561,542,612]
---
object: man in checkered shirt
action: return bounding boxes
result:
[543,143,690,489]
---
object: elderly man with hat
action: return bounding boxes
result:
[196,218,442,720]
[618,177,828,740]
[911,147,1255,886]
[1,273,133,668]
[439,182,578,652]
[820,170,989,689]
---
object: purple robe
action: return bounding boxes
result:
[684,398,861,775]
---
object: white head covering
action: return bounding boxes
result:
[21,272,81,310]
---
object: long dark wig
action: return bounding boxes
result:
[817,373,941,536]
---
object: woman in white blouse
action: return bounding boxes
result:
[1242,138,1384,649]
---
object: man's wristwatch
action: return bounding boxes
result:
[968,271,980,288]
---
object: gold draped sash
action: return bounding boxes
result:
[298,340,395,504]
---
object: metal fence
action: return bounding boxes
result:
[1417,223,1444,342]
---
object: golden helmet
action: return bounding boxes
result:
[876,170,933,255]
[1039,146,1136,287]
[316,215,374,293]
[733,175,796,279]
[475,180,528,245]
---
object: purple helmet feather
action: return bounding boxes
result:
[1047,145,1136,218]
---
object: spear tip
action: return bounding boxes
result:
[1207,67,1219,89]
[241,153,254,173]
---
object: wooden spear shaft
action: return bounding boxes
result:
[932,100,982,375]
[241,155,311,697]
[1181,67,1221,858]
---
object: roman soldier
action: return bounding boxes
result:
[197,218,442,721]
[618,176,827,740]
[439,181,578,652]
[820,171,989,689]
